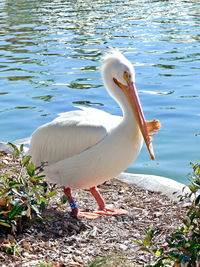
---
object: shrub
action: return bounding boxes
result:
[134,162,200,266]
[0,143,57,234]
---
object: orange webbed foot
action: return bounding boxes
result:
[146,119,161,136]
[78,208,128,219]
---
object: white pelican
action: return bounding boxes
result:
[29,51,160,218]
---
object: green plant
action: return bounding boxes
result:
[133,162,200,266]
[87,252,136,267]
[38,260,59,267]
[0,143,57,233]
[0,241,21,256]
[88,256,109,267]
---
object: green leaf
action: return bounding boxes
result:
[19,144,24,152]
[8,182,23,187]
[195,194,200,205]
[183,216,191,227]
[195,211,200,218]
[132,239,143,245]
[46,190,57,198]
[188,185,198,193]
[60,194,68,204]
[22,155,32,166]
[26,161,35,177]
[193,164,200,175]
[29,176,41,182]
[7,142,20,158]
[0,221,11,227]
[34,190,42,201]
[181,255,191,264]
[8,205,21,219]
[38,197,47,204]
[143,230,157,246]
[155,250,162,257]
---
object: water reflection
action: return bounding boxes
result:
[140,90,174,95]
[73,100,103,106]
[69,80,101,90]
[0,92,9,95]
[180,95,199,98]
[7,75,35,81]
[32,95,54,102]
[15,106,35,109]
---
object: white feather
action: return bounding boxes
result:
[29,107,121,167]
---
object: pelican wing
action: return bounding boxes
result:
[29,107,121,167]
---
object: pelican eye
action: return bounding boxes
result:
[123,71,131,84]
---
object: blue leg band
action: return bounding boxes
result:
[69,200,78,211]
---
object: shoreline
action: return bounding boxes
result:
[118,172,189,201]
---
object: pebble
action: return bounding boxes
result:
[119,244,128,251]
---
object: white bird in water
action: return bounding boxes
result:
[29,51,161,218]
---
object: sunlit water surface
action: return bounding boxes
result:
[0,0,200,184]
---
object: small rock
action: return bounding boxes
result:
[2,159,9,164]
[119,244,128,251]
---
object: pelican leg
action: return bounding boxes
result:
[63,187,79,217]
[90,186,105,210]
[89,186,128,216]
[63,187,100,219]
[63,186,127,219]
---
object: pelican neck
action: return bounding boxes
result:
[117,93,136,125]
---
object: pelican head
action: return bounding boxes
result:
[101,51,135,99]
[101,51,157,160]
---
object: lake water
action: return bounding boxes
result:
[0,0,199,184]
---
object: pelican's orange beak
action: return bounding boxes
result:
[113,71,160,160]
